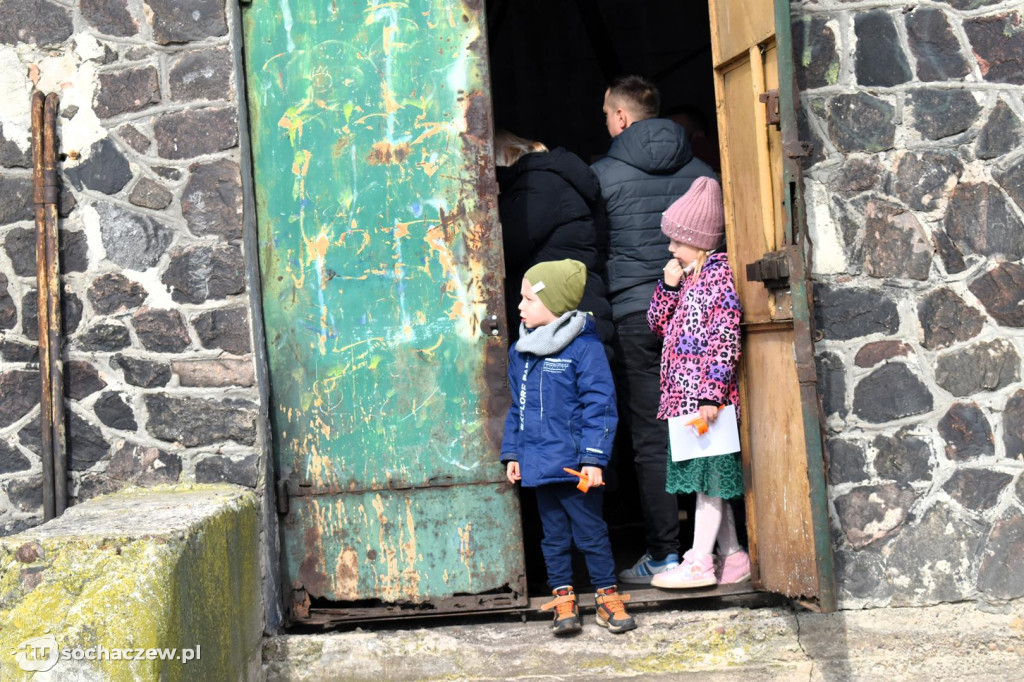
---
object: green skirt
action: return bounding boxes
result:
[666,450,744,499]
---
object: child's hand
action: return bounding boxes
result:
[664,259,685,287]
[581,466,603,489]
[699,404,720,424]
[506,461,521,484]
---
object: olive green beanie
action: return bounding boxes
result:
[523,259,587,316]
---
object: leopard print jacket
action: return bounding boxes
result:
[647,251,742,421]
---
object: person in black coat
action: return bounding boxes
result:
[495,131,614,347]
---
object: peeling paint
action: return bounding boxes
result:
[244,0,519,611]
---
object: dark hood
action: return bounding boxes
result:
[606,118,693,174]
[497,147,601,207]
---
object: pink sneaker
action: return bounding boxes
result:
[651,550,717,589]
[717,550,751,584]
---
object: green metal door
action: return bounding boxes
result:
[241,0,524,623]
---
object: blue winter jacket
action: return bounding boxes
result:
[500,317,617,487]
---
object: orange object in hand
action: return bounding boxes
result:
[685,417,709,436]
[686,405,726,436]
[563,467,603,493]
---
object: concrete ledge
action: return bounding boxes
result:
[0,485,262,681]
[263,598,1024,680]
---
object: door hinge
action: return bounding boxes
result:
[758,89,780,128]
[785,140,815,159]
[276,477,289,515]
[746,250,790,289]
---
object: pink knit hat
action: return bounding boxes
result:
[660,177,725,251]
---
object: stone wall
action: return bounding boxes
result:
[0,1,264,536]
[793,1,1024,606]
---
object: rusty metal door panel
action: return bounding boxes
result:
[284,484,522,603]
[241,0,522,616]
[708,0,836,611]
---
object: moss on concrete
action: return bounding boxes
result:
[0,484,261,681]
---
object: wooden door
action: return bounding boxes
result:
[709,0,836,611]
[242,0,525,624]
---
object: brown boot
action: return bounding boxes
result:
[540,586,581,635]
[595,585,637,633]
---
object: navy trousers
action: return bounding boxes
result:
[535,482,617,590]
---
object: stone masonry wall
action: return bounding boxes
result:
[0,1,264,536]
[793,1,1024,607]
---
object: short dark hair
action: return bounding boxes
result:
[607,75,660,120]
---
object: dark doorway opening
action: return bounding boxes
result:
[486,0,745,598]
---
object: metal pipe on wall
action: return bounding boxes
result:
[43,93,66,516]
[31,91,56,521]
[31,90,66,519]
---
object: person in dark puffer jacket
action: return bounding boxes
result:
[495,131,614,348]
[591,75,717,585]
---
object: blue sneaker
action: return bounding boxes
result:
[617,552,680,584]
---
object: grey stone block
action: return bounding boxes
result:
[976,100,1023,160]
[813,285,900,341]
[195,454,259,488]
[935,339,1021,397]
[146,0,227,45]
[145,394,257,447]
[162,244,244,304]
[128,178,173,210]
[873,429,932,483]
[93,391,137,431]
[96,201,173,271]
[909,89,980,140]
[182,160,243,240]
[193,306,251,355]
[862,200,932,280]
[81,0,138,38]
[111,354,171,388]
[977,510,1024,600]
[64,360,107,400]
[905,8,971,82]
[132,308,190,353]
[938,403,994,461]
[64,139,132,195]
[964,14,1024,85]
[825,94,896,153]
[945,182,1024,260]
[94,66,160,119]
[944,469,1011,512]
[0,0,73,46]
[0,440,31,475]
[855,11,912,87]
[154,108,237,159]
[917,288,984,350]
[835,483,916,549]
[894,151,963,212]
[853,364,933,423]
[74,322,131,352]
[826,438,868,485]
[87,273,148,315]
[968,263,1024,327]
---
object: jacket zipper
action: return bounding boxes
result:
[539,363,544,421]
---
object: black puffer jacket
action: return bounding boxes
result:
[591,118,716,320]
[497,148,614,345]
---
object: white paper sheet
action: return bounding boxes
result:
[668,404,741,462]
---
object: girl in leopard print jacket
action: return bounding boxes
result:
[643,177,751,590]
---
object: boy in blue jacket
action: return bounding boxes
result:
[501,259,637,635]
